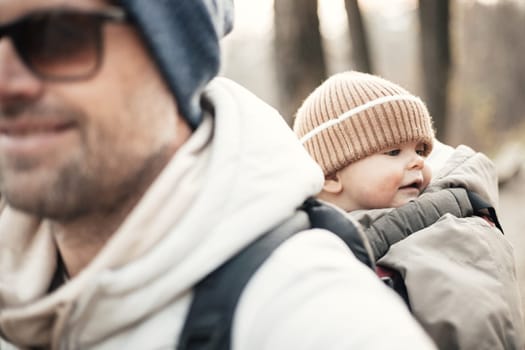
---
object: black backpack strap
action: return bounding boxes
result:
[177,210,310,350]
[467,191,504,233]
[301,197,376,270]
[178,199,374,350]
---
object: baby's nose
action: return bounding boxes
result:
[408,153,425,170]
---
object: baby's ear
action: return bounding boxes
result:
[322,174,343,194]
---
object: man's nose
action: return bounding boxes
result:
[0,39,43,106]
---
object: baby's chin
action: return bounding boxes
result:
[391,191,421,208]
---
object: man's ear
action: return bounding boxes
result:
[322,173,343,194]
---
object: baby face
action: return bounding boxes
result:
[337,141,432,211]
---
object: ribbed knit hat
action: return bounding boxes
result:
[121,0,234,130]
[293,71,434,176]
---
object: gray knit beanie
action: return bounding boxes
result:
[294,71,434,176]
[121,0,234,130]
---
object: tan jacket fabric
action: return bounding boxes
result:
[359,145,525,350]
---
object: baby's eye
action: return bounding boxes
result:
[384,149,400,156]
[416,148,425,156]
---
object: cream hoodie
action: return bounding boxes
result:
[0,78,436,349]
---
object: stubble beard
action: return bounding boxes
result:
[0,143,173,222]
[0,106,174,223]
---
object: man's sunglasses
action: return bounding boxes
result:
[0,7,127,81]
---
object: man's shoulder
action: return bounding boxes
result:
[232,229,436,350]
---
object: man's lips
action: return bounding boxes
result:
[0,118,78,156]
[0,119,76,136]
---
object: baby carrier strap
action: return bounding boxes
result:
[300,197,376,269]
[467,190,504,232]
[177,198,372,350]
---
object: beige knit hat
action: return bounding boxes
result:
[293,71,434,176]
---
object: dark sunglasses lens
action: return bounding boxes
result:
[13,13,101,80]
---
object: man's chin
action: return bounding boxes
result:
[1,179,70,218]
[3,191,52,217]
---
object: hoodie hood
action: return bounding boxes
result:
[0,78,324,347]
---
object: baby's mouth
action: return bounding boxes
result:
[399,180,423,191]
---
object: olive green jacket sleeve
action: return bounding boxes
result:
[360,187,473,260]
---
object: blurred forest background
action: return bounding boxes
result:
[220,0,525,316]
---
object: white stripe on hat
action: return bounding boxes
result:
[299,94,424,144]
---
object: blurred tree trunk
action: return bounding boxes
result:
[447,1,525,153]
[345,0,373,73]
[418,0,450,140]
[274,0,327,125]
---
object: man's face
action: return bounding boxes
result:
[336,141,432,211]
[0,0,189,219]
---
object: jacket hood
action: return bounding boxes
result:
[0,78,324,347]
[425,143,499,209]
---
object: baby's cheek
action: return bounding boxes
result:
[363,176,402,208]
[375,173,404,193]
[423,165,432,185]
